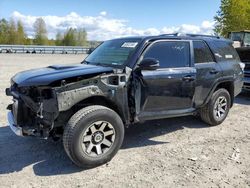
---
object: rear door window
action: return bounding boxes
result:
[193,41,214,64]
[143,41,190,68]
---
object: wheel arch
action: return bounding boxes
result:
[205,80,234,107]
[57,95,126,126]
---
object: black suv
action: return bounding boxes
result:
[6,34,243,167]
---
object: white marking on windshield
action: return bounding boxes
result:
[225,54,233,59]
[121,42,138,48]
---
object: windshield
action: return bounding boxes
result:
[230,32,244,42]
[84,38,141,67]
[244,33,250,46]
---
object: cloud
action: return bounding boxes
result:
[99,11,107,16]
[11,11,215,41]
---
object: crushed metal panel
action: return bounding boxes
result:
[57,85,104,111]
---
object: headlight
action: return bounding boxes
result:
[19,87,29,94]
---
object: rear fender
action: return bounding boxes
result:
[202,79,234,108]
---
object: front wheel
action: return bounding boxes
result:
[200,88,231,126]
[63,105,124,168]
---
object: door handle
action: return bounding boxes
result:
[210,69,219,74]
[182,76,195,82]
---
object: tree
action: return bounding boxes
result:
[62,28,77,46]
[0,17,89,46]
[214,0,250,36]
[59,27,88,46]
[0,19,9,44]
[55,31,63,46]
[0,19,27,45]
[16,20,26,44]
[75,28,87,46]
[7,18,17,44]
[33,17,48,45]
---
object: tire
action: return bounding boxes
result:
[200,88,231,126]
[63,105,124,168]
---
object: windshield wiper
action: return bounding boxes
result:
[81,60,91,64]
[93,62,111,67]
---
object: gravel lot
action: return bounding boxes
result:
[0,54,250,188]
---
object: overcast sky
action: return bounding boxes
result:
[0,0,221,41]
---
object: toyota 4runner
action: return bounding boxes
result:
[6,34,243,167]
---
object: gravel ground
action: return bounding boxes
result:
[0,54,250,188]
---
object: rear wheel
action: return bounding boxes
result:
[200,88,231,126]
[63,105,124,167]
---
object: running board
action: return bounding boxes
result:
[137,108,196,121]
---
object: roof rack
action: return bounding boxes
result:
[158,33,180,37]
[185,34,220,39]
[158,33,220,39]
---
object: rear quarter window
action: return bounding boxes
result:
[208,41,240,62]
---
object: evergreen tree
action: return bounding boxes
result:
[214,0,250,36]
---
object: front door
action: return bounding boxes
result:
[135,40,196,120]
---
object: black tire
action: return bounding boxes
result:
[200,88,231,126]
[63,105,124,168]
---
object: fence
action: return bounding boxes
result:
[0,45,90,54]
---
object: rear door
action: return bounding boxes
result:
[193,40,223,107]
[135,40,196,120]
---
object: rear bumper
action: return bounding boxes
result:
[7,111,23,136]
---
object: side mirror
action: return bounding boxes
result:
[138,58,160,70]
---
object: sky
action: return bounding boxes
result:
[0,0,221,41]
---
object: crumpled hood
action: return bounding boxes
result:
[12,64,114,87]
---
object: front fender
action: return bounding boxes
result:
[54,72,131,124]
[57,85,105,111]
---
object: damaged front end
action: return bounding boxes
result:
[6,83,59,138]
[6,68,132,139]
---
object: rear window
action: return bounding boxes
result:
[208,41,240,62]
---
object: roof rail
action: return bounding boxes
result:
[158,33,181,37]
[185,34,220,39]
[158,33,220,39]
